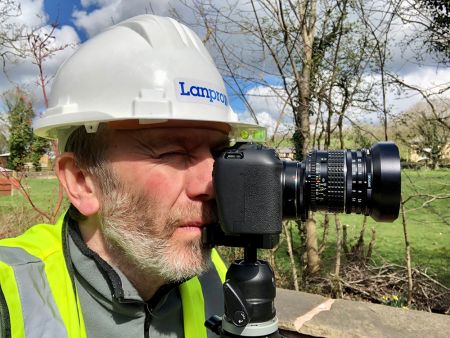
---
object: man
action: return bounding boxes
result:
[0,15,265,338]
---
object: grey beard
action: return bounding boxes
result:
[99,188,211,282]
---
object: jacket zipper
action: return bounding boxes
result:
[0,285,11,338]
[144,303,151,338]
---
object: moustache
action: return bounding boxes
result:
[165,202,218,231]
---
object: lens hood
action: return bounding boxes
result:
[370,142,401,222]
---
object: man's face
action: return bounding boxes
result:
[96,126,229,282]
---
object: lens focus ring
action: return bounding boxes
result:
[327,151,345,212]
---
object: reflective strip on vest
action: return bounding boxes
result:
[180,276,206,338]
[0,216,86,338]
[180,248,227,338]
[0,246,66,338]
[211,249,227,283]
[0,261,23,337]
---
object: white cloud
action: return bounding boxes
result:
[0,1,80,111]
[402,67,450,95]
[9,0,47,28]
[239,85,294,136]
[0,25,79,110]
[72,0,176,38]
[246,86,286,116]
[80,0,113,7]
[72,0,121,37]
[389,67,450,114]
[72,0,246,39]
[242,66,450,134]
[345,65,450,128]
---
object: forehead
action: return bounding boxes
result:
[111,127,230,149]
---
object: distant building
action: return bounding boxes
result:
[409,142,450,164]
[0,153,10,168]
[0,152,50,171]
[24,153,50,171]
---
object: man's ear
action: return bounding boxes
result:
[55,153,100,216]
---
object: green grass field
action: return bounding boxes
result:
[1,169,449,286]
[0,177,62,212]
[0,177,68,236]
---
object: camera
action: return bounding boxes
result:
[210,142,401,247]
[204,142,401,337]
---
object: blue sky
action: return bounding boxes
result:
[44,1,87,40]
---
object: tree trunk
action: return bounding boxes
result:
[334,214,343,298]
[305,216,321,275]
[318,213,330,255]
[401,199,413,306]
[283,221,299,291]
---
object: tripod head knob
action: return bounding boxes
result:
[224,282,250,326]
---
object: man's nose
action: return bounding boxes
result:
[185,152,215,201]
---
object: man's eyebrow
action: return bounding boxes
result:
[212,137,231,149]
[136,131,230,149]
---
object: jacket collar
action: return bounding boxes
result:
[64,214,180,310]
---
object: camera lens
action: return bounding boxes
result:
[282,142,401,222]
[307,150,346,213]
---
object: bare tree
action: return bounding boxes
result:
[173,0,318,157]
[25,21,75,223]
[0,0,27,70]
[389,75,450,131]
[27,22,73,108]
[355,0,401,141]
[0,12,74,226]
[393,0,450,64]
[283,221,300,291]
[312,0,382,149]
[395,98,450,169]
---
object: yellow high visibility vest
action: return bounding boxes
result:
[0,215,227,338]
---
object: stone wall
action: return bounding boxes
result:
[275,289,450,337]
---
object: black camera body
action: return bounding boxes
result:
[214,143,283,236]
[212,142,401,242]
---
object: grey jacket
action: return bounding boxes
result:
[67,219,224,338]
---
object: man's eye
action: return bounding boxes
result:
[159,151,189,158]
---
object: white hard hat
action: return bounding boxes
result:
[33,15,265,149]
